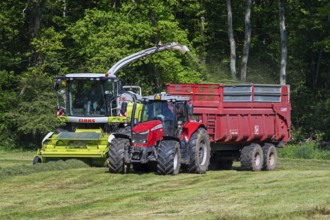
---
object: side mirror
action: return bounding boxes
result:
[53,80,60,91]
[120,102,128,115]
[187,104,194,116]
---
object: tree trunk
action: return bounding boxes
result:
[226,0,237,80]
[240,0,253,82]
[279,0,287,85]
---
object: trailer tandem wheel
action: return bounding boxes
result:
[157,140,181,175]
[262,143,278,171]
[108,138,130,174]
[187,128,211,174]
[240,143,263,171]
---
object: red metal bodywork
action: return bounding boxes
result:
[180,121,206,143]
[132,120,164,147]
[166,83,291,146]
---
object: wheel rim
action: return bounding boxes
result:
[269,152,275,167]
[199,140,207,166]
[255,152,261,167]
[173,150,179,171]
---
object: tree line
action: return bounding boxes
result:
[0,0,329,148]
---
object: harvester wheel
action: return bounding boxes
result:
[157,140,181,175]
[108,138,130,174]
[33,156,42,165]
[241,143,263,171]
[262,143,278,171]
[187,128,211,174]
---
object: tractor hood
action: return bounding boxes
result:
[132,120,163,133]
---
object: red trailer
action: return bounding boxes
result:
[166,83,291,171]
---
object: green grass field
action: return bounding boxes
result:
[0,150,330,220]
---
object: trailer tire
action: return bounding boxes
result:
[108,138,130,174]
[262,143,278,171]
[157,140,180,175]
[241,143,263,171]
[187,128,211,174]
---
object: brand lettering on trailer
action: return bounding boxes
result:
[79,119,96,123]
[254,125,259,135]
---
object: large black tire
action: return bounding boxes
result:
[262,143,278,171]
[33,156,42,165]
[157,140,181,175]
[187,128,211,174]
[108,138,130,174]
[240,143,263,171]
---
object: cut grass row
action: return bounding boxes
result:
[0,150,330,219]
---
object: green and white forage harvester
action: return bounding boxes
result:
[33,42,190,166]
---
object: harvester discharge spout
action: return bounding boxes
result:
[107,42,190,76]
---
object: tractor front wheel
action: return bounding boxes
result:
[157,140,181,175]
[108,138,130,174]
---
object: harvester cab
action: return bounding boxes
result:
[33,42,190,166]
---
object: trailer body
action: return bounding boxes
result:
[166,83,291,170]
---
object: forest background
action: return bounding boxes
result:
[0,0,329,149]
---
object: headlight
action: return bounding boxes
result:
[132,130,149,144]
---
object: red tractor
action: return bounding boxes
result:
[107,92,211,175]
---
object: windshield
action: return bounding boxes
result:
[63,78,117,116]
[140,101,175,122]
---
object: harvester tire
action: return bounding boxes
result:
[187,128,211,174]
[108,138,130,174]
[262,143,278,171]
[33,156,42,165]
[157,140,181,175]
[241,143,263,171]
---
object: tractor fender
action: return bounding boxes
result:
[42,132,54,146]
[181,122,207,142]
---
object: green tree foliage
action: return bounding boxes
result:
[0,0,329,148]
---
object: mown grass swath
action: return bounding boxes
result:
[0,150,329,219]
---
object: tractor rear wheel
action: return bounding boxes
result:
[262,143,278,171]
[240,143,263,171]
[187,128,211,174]
[157,140,181,175]
[108,138,130,174]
